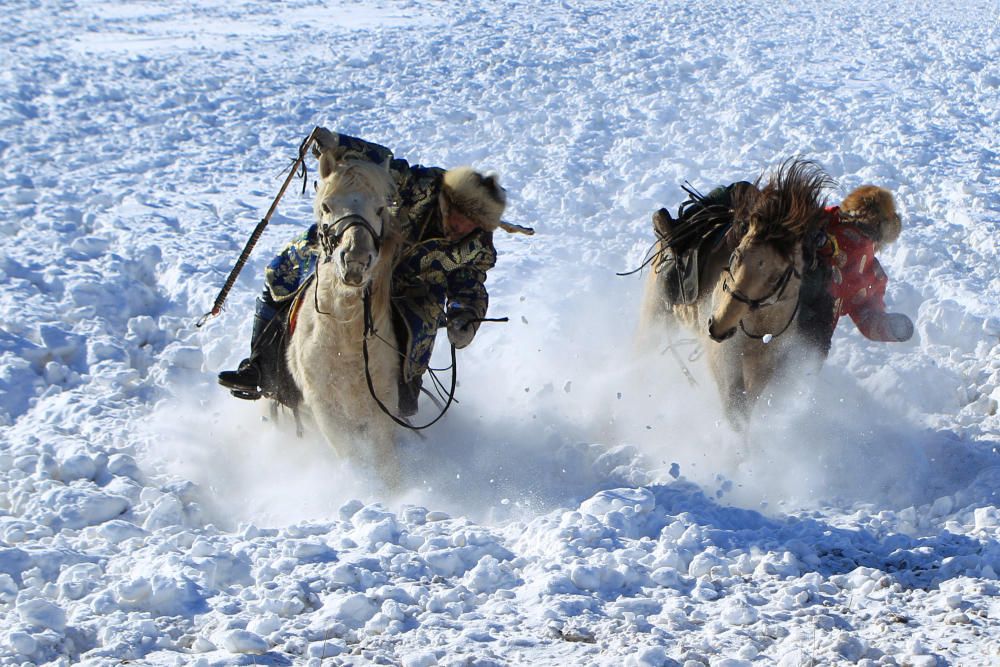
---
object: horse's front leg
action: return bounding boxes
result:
[741,355,771,415]
[369,426,401,491]
[308,415,401,489]
[707,341,749,430]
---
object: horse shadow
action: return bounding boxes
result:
[728,358,995,512]
[394,403,651,524]
[641,478,998,592]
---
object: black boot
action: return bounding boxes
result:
[218,357,263,399]
[218,297,278,400]
[398,375,422,417]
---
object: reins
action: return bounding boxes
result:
[306,198,508,432]
[616,185,734,278]
[361,287,449,430]
[359,290,510,431]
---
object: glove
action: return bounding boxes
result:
[886,312,914,342]
[447,310,477,349]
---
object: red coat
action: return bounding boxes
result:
[819,206,901,341]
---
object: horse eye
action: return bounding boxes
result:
[322,202,331,214]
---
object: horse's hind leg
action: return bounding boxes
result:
[293,408,304,438]
[636,270,671,352]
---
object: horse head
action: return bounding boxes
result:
[314,148,396,288]
[707,159,832,342]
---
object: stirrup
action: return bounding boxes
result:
[228,388,262,401]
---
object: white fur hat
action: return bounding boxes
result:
[442,167,507,232]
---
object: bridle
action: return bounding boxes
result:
[721,250,802,340]
[318,210,385,258]
[722,252,799,311]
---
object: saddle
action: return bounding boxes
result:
[652,208,702,305]
[653,182,748,305]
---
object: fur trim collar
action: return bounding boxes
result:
[840,185,901,247]
[442,167,506,232]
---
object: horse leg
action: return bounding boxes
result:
[369,428,402,491]
[706,340,749,431]
[348,418,402,490]
[636,269,671,351]
[725,384,751,432]
[309,406,401,487]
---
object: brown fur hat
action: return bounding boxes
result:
[442,167,507,232]
[840,185,901,247]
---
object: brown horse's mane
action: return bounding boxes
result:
[732,158,834,255]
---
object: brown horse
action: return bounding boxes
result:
[639,159,833,427]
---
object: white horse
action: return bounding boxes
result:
[285,147,402,483]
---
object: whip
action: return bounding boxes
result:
[196,127,322,327]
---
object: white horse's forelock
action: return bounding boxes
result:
[314,158,395,219]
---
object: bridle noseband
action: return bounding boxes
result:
[318,211,384,259]
[722,260,799,312]
[721,250,802,340]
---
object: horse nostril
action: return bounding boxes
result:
[707,317,735,343]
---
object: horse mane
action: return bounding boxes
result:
[733,158,834,254]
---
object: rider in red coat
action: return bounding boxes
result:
[817,185,914,345]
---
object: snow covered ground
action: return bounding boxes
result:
[2,0,999,664]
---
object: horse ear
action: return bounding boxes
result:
[318,151,335,179]
[652,208,672,238]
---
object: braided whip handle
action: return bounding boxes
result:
[196,127,321,328]
[195,218,269,327]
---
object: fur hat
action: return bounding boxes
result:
[442,167,507,232]
[840,185,901,247]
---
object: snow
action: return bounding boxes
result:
[2,0,999,664]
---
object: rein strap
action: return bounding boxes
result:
[361,288,458,431]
